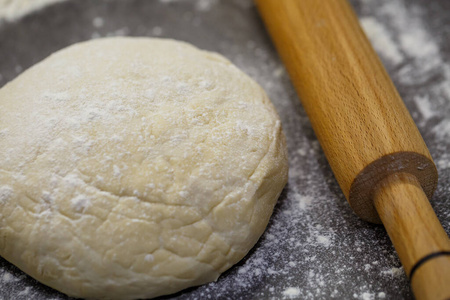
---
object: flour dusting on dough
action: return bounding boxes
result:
[0,185,13,204]
[0,37,288,300]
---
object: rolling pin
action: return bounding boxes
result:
[255,1,450,299]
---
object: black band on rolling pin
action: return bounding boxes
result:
[409,251,450,280]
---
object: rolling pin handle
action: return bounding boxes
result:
[255,0,450,298]
[374,172,450,300]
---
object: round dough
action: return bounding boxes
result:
[0,37,288,299]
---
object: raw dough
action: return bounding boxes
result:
[0,37,288,299]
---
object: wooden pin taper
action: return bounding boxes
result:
[255,0,450,299]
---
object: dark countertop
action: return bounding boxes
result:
[0,0,449,299]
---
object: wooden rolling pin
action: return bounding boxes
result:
[255,1,450,299]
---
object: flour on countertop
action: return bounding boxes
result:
[359,292,375,300]
[1,271,13,283]
[360,0,449,129]
[360,17,404,65]
[283,287,301,298]
[207,0,448,298]
[381,267,404,278]
[158,0,218,12]
[295,193,313,211]
[0,0,218,23]
[92,17,104,28]
[316,235,331,248]
[1,0,449,299]
[0,0,67,22]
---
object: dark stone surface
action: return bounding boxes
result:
[0,0,448,299]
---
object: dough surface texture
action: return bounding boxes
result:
[0,37,288,299]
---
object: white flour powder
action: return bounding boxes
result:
[0,0,67,22]
[0,0,449,299]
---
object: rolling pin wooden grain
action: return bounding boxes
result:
[255,0,450,299]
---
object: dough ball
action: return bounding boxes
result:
[0,37,288,299]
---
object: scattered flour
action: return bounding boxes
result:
[158,0,218,12]
[316,235,331,248]
[0,185,13,204]
[195,0,219,12]
[381,267,404,278]
[0,0,67,22]
[70,195,91,213]
[360,292,375,300]
[2,271,13,283]
[283,287,301,298]
[414,95,435,121]
[399,27,439,60]
[92,16,104,28]
[360,0,450,138]
[1,0,449,299]
[144,254,154,262]
[151,26,163,36]
[294,194,313,210]
[17,286,31,296]
[360,17,404,65]
[113,165,122,178]
[433,119,450,139]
